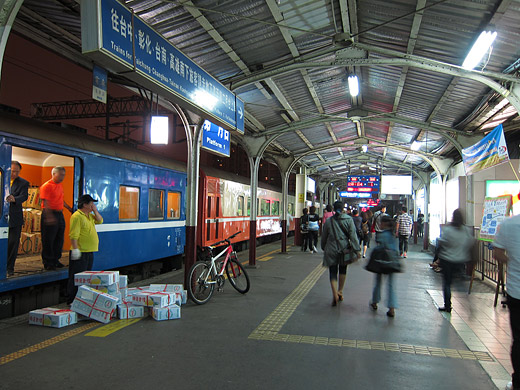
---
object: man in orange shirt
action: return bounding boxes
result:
[40,166,73,270]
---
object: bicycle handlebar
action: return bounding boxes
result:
[211,231,240,247]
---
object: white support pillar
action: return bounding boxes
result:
[296,170,308,217]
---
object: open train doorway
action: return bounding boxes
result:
[8,146,75,278]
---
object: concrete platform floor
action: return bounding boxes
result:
[0,239,511,390]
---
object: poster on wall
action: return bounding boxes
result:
[479,195,512,241]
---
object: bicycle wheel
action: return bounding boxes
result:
[188,262,215,305]
[225,256,250,294]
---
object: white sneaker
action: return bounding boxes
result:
[506,381,513,390]
[313,246,318,253]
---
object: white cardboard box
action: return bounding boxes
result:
[117,303,147,319]
[150,304,181,321]
[149,284,183,293]
[126,286,150,296]
[71,286,118,323]
[74,271,119,286]
[88,283,119,295]
[28,308,77,328]
[131,291,176,308]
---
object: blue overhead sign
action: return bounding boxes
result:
[201,120,230,157]
[81,0,244,134]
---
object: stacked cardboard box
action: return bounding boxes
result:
[74,270,122,304]
[71,285,118,323]
[19,208,42,255]
[22,187,40,209]
[31,209,42,232]
[117,295,148,319]
[29,307,78,328]
[149,284,187,305]
[131,284,184,321]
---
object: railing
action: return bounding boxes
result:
[471,227,506,304]
[474,239,503,285]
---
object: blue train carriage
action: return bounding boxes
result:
[0,113,187,298]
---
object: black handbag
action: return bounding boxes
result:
[365,246,402,274]
[331,217,358,266]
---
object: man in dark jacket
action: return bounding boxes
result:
[7,161,29,276]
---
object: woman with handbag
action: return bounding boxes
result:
[436,209,475,313]
[321,201,361,306]
[369,215,399,317]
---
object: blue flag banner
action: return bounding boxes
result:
[462,124,509,175]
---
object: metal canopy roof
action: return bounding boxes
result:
[15,0,520,184]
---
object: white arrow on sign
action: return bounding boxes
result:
[238,106,243,119]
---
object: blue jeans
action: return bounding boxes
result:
[371,273,398,308]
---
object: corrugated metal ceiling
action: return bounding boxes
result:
[16,0,520,183]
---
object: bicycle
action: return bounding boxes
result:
[187,232,250,305]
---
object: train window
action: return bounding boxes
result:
[167,191,181,220]
[119,186,140,221]
[272,200,280,216]
[148,189,164,220]
[260,199,270,216]
[288,203,294,216]
[246,197,250,216]
[237,196,244,216]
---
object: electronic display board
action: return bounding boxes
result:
[346,175,380,194]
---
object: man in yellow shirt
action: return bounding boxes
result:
[67,194,103,304]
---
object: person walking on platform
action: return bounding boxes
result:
[370,215,399,317]
[436,209,474,313]
[40,166,73,270]
[322,204,334,226]
[396,206,413,258]
[360,210,372,258]
[6,161,29,276]
[417,211,425,238]
[321,201,360,306]
[352,209,363,242]
[371,204,388,244]
[67,194,103,304]
[307,206,320,253]
[300,208,309,252]
[493,214,520,390]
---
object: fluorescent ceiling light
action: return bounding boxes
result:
[462,31,497,70]
[361,144,368,153]
[410,141,421,151]
[150,116,169,144]
[348,75,359,97]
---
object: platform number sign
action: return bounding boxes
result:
[201,120,230,157]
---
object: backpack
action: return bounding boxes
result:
[362,220,369,234]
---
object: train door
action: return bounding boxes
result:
[206,194,222,243]
[0,144,12,279]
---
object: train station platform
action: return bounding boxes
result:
[0,240,513,390]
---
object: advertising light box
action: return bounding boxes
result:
[486,180,520,215]
[381,175,412,195]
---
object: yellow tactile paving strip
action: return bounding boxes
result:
[0,322,99,366]
[85,318,142,337]
[248,264,495,362]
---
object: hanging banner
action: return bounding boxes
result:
[92,65,108,103]
[81,0,244,134]
[462,124,509,175]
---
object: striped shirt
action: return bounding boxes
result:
[397,213,413,236]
